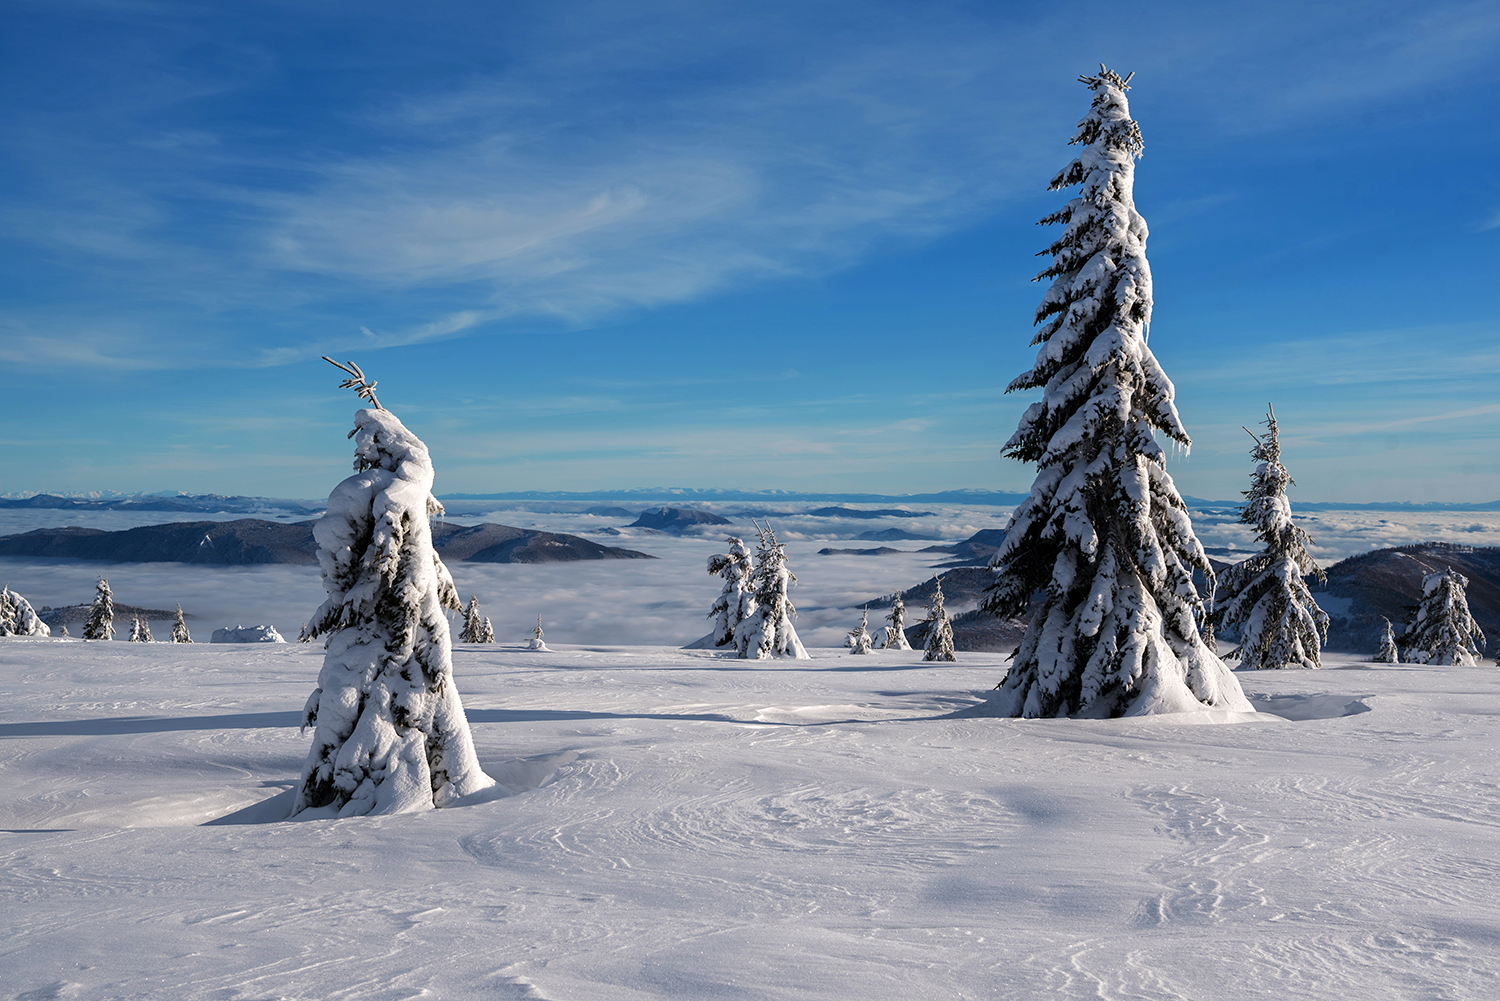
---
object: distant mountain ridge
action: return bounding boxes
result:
[8,489,1498,512]
[0,493,322,515]
[0,519,653,565]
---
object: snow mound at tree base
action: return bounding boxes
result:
[210,624,286,643]
[207,750,579,825]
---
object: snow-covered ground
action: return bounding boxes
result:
[2,638,1497,999]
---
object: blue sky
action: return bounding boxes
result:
[2,0,1498,503]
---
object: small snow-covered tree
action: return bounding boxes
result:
[0,586,49,637]
[1402,570,1486,666]
[480,616,496,643]
[882,596,912,650]
[170,604,193,643]
[734,520,808,659]
[846,610,873,654]
[981,67,1250,718]
[707,537,756,649]
[82,577,115,641]
[458,595,489,643]
[922,577,956,662]
[1213,406,1329,670]
[527,615,549,651]
[129,616,153,642]
[1374,617,1399,664]
[293,358,494,818]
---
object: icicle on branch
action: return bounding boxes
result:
[322,356,384,411]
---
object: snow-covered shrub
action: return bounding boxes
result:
[82,577,115,641]
[881,596,912,650]
[734,521,808,659]
[1373,617,1399,664]
[527,615,549,651]
[0,585,51,637]
[707,537,756,649]
[1213,407,1329,670]
[211,625,285,643]
[846,610,873,654]
[171,604,193,643]
[922,578,956,663]
[982,67,1250,717]
[1402,570,1486,666]
[480,616,496,644]
[129,616,153,642]
[293,359,494,818]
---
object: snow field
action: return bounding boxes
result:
[3,639,1499,999]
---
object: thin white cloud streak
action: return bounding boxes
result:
[3,2,1495,369]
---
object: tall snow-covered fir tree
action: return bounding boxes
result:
[1213,406,1328,670]
[1374,617,1399,664]
[1402,570,1486,666]
[734,521,808,659]
[922,578,956,663]
[882,596,912,650]
[293,359,494,818]
[982,67,1250,718]
[707,537,756,650]
[82,577,115,641]
[846,610,873,654]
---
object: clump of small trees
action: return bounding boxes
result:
[706,521,807,659]
[459,595,496,644]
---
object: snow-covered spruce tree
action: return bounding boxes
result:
[882,596,912,650]
[982,67,1250,718]
[458,595,486,643]
[129,616,153,642]
[293,358,493,818]
[1374,617,1399,664]
[847,610,874,654]
[707,536,756,649]
[82,577,115,641]
[170,604,193,643]
[734,520,809,659]
[0,586,13,635]
[922,577,956,662]
[1213,406,1329,670]
[1401,570,1486,666]
[480,616,496,643]
[527,615,549,651]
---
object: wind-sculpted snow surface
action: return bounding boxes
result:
[295,407,493,817]
[3,642,1500,1000]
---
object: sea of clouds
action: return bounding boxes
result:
[3,502,1498,650]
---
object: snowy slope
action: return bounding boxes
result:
[2,638,1498,999]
